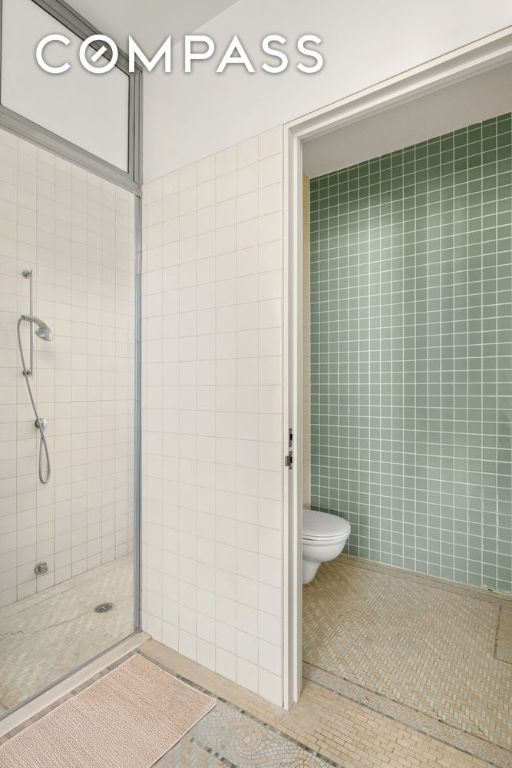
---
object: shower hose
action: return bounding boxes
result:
[17,317,51,484]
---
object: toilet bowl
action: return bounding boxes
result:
[302,508,351,584]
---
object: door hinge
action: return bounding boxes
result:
[285,428,293,469]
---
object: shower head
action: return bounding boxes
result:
[21,315,53,342]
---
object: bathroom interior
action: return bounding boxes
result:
[0,1,511,767]
[300,62,512,760]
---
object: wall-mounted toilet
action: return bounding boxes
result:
[302,509,351,584]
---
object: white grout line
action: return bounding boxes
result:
[0,631,150,738]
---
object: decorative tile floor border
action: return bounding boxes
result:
[141,639,501,768]
[154,676,339,768]
[303,663,512,768]
[158,738,231,768]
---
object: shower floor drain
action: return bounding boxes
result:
[94,602,113,613]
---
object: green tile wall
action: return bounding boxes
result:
[310,114,512,592]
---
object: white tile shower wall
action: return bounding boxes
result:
[0,128,134,608]
[141,127,284,705]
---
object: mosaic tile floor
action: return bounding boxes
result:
[156,698,333,768]
[0,556,134,712]
[303,556,512,754]
[2,641,505,768]
[143,642,503,768]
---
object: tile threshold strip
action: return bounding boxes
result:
[138,651,342,768]
[303,662,511,768]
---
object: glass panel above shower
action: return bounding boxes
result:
[1,0,130,172]
[0,125,137,714]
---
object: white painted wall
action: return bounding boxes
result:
[143,0,512,180]
[67,0,239,50]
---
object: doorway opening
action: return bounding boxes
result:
[284,33,512,761]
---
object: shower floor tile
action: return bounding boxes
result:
[0,556,133,713]
[303,555,512,758]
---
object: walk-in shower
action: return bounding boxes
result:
[17,270,53,484]
[0,129,137,718]
[0,0,141,728]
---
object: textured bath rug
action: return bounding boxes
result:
[0,654,216,768]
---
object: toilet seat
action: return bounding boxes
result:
[303,508,350,542]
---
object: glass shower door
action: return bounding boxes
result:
[0,127,137,714]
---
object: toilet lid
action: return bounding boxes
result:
[303,509,350,541]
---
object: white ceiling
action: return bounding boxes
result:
[304,63,512,178]
[67,0,240,48]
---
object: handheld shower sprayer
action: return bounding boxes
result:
[21,315,53,343]
[18,272,53,485]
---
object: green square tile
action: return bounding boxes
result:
[310,112,512,592]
